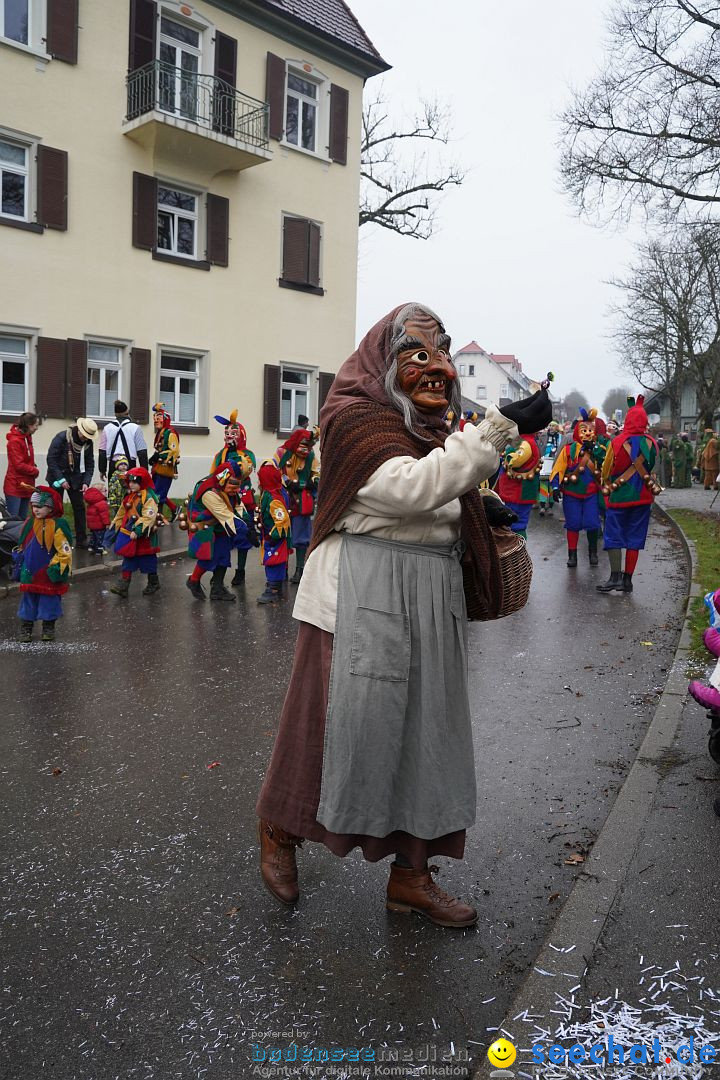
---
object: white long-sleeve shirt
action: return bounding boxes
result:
[293,405,518,633]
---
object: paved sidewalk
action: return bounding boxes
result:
[474,506,720,1079]
[657,484,720,514]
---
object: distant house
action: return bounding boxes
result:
[453,341,558,413]
[643,382,712,436]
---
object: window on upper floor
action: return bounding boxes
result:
[280,365,313,432]
[458,363,466,376]
[500,384,509,399]
[280,214,323,295]
[468,364,475,376]
[265,53,349,165]
[158,13,202,120]
[157,185,198,259]
[285,69,321,154]
[0,333,29,413]
[86,343,124,420]
[0,137,27,221]
[0,130,68,233]
[1,0,78,61]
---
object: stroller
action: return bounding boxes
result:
[0,496,26,589]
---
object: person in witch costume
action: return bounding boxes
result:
[597,395,660,593]
[183,458,252,601]
[255,302,551,927]
[550,407,607,568]
[149,402,180,518]
[495,430,542,538]
[109,467,164,598]
[273,428,320,583]
[211,411,258,585]
[16,486,73,642]
[256,460,293,604]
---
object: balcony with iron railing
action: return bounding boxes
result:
[123,61,272,174]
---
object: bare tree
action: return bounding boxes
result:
[563,389,590,417]
[602,386,633,417]
[560,0,720,223]
[611,227,720,427]
[360,88,464,239]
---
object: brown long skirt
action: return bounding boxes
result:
[256,621,465,869]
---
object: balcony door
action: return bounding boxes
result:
[158,15,202,122]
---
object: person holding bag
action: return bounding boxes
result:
[256,303,551,926]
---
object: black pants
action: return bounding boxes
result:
[66,486,87,544]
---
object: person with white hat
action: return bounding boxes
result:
[46,418,98,548]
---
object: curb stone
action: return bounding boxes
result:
[472,506,697,1080]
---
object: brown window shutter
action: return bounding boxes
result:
[318,371,335,412]
[263,364,281,432]
[132,172,157,250]
[129,0,157,72]
[329,84,349,165]
[266,53,286,141]
[35,338,68,418]
[282,217,310,284]
[213,32,237,135]
[46,0,79,64]
[206,194,229,267]
[37,146,68,231]
[66,338,87,419]
[307,221,321,287]
[130,348,151,425]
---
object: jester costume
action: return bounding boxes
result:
[150,402,180,516]
[550,408,607,567]
[109,467,162,598]
[597,395,660,593]
[537,421,561,516]
[495,433,541,537]
[184,459,252,601]
[212,410,258,585]
[16,486,73,642]
[256,461,292,605]
[273,428,320,582]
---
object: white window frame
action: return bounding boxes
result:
[85,338,127,421]
[500,384,509,399]
[0,332,30,415]
[157,182,199,260]
[282,60,329,160]
[0,131,32,223]
[458,363,466,376]
[0,0,46,56]
[476,385,487,400]
[280,363,315,433]
[158,346,206,427]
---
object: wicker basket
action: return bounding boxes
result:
[492,527,533,618]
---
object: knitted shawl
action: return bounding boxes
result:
[309,400,503,621]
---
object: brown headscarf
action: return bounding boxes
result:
[312,304,504,620]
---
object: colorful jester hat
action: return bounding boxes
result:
[214,409,247,450]
[212,459,245,488]
[622,394,649,436]
[152,401,172,428]
[125,467,154,489]
[573,407,599,444]
[257,460,283,495]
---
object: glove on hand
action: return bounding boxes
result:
[479,493,519,528]
[499,388,552,435]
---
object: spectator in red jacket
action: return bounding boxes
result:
[83,483,111,554]
[4,412,40,519]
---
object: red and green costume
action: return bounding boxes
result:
[272,428,319,580]
[212,410,258,583]
[550,408,607,565]
[256,461,292,604]
[16,486,73,630]
[111,468,161,583]
[496,434,541,537]
[150,402,180,515]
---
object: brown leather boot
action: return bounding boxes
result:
[386,863,478,928]
[258,819,302,905]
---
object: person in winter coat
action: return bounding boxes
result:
[46,418,98,547]
[83,483,111,554]
[701,432,720,490]
[3,412,40,518]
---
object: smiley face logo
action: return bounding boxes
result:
[487,1038,517,1069]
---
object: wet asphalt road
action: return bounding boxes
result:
[0,510,687,1079]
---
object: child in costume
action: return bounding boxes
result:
[537,421,561,516]
[107,455,129,520]
[183,458,252,602]
[149,402,180,518]
[256,460,292,605]
[211,410,258,585]
[597,395,660,593]
[16,486,73,642]
[109,467,163,598]
[84,482,111,554]
[272,428,319,582]
[495,431,541,538]
[550,408,607,567]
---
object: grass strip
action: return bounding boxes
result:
[669,508,720,664]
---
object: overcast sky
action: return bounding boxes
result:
[349,0,643,407]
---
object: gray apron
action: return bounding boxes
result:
[317,533,477,840]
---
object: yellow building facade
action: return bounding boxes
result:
[0,0,387,488]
